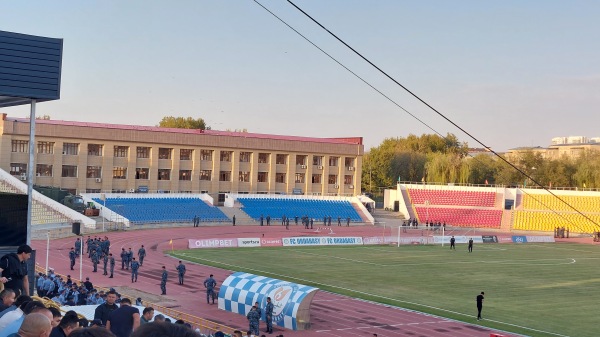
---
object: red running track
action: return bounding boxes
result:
[32,225,520,337]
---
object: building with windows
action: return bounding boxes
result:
[505,136,600,161]
[0,114,363,204]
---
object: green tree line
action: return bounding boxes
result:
[362,134,600,193]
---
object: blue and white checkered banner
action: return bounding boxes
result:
[218,272,319,330]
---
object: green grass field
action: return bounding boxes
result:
[171,243,600,337]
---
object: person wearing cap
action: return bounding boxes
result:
[0,244,33,297]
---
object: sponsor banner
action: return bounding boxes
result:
[188,238,238,249]
[512,236,528,243]
[433,236,483,244]
[282,236,363,246]
[362,236,432,245]
[525,236,555,243]
[363,236,396,245]
[498,236,513,243]
[261,238,283,247]
[237,238,261,247]
[482,235,499,243]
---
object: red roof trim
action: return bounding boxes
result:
[6,117,362,145]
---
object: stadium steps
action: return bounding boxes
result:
[352,203,371,224]
[218,206,253,225]
[400,188,416,219]
[500,209,513,231]
[495,192,504,209]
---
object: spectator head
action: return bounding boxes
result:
[90,319,103,327]
[106,291,117,305]
[120,297,131,306]
[69,326,115,337]
[209,274,213,277]
[0,288,16,307]
[142,307,154,321]
[17,244,33,255]
[59,311,81,334]
[48,306,63,327]
[214,332,225,337]
[174,319,185,324]
[164,318,171,323]
[232,331,243,337]
[15,295,33,309]
[78,318,90,328]
[17,312,52,337]
[130,322,198,337]
[153,314,165,323]
[23,300,46,315]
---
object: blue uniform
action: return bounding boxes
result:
[69,250,77,270]
[161,270,168,295]
[204,276,217,304]
[138,247,146,266]
[176,263,186,285]
[247,308,260,335]
[131,261,140,282]
[265,301,274,333]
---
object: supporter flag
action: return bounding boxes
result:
[485,179,489,185]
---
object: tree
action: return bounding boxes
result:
[467,154,497,185]
[158,116,209,130]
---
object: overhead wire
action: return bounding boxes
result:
[250,0,599,235]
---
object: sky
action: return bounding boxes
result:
[2,0,600,152]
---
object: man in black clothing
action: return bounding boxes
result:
[50,311,79,337]
[0,244,32,297]
[94,290,119,325]
[476,291,484,320]
[106,297,140,337]
[450,236,456,250]
[468,238,474,253]
[83,277,93,291]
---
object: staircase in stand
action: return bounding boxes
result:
[218,206,255,225]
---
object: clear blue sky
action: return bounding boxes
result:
[2,1,599,151]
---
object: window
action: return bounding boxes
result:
[86,189,101,193]
[296,155,307,166]
[276,173,286,183]
[312,174,322,184]
[180,149,193,160]
[257,172,268,182]
[87,144,102,156]
[345,157,355,167]
[87,166,102,178]
[62,165,78,177]
[158,169,171,180]
[63,143,79,155]
[36,164,53,177]
[37,142,54,154]
[219,171,231,181]
[344,175,353,184]
[137,147,151,159]
[295,173,305,183]
[329,156,339,167]
[276,154,287,165]
[10,163,27,176]
[258,153,270,164]
[239,171,250,182]
[179,170,192,181]
[200,170,212,181]
[313,156,323,166]
[113,167,127,179]
[136,168,149,180]
[201,150,213,161]
[239,152,251,163]
[114,146,129,158]
[11,140,28,153]
[158,148,172,159]
[220,151,232,162]
[328,174,337,184]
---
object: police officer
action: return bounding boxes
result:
[91,249,99,272]
[103,252,109,275]
[126,248,133,270]
[69,248,77,270]
[266,214,270,226]
[204,274,217,304]
[246,305,260,336]
[450,236,456,250]
[468,238,474,253]
[176,261,186,285]
[138,245,146,266]
[108,253,115,278]
[120,248,127,270]
[103,236,111,255]
[265,296,274,333]
[160,266,168,295]
[346,216,351,227]
[0,244,32,297]
[131,257,140,283]
[74,238,82,256]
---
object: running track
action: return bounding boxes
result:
[32,225,520,337]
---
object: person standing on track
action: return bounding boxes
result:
[246,305,260,336]
[204,274,217,304]
[131,258,140,283]
[265,297,274,334]
[450,236,456,250]
[74,238,81,256]
[160,266,168,295]
[103,253,109,276]
[176,261,186,285]
[468,238,474,253]
[138,245,146,266]
[108,253,115,278]
[476,291,484,320]
[69,248,77,270]
[120,248,127,270]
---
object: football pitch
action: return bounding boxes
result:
[171,243,600,337]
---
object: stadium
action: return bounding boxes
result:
[1,24,600,337]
